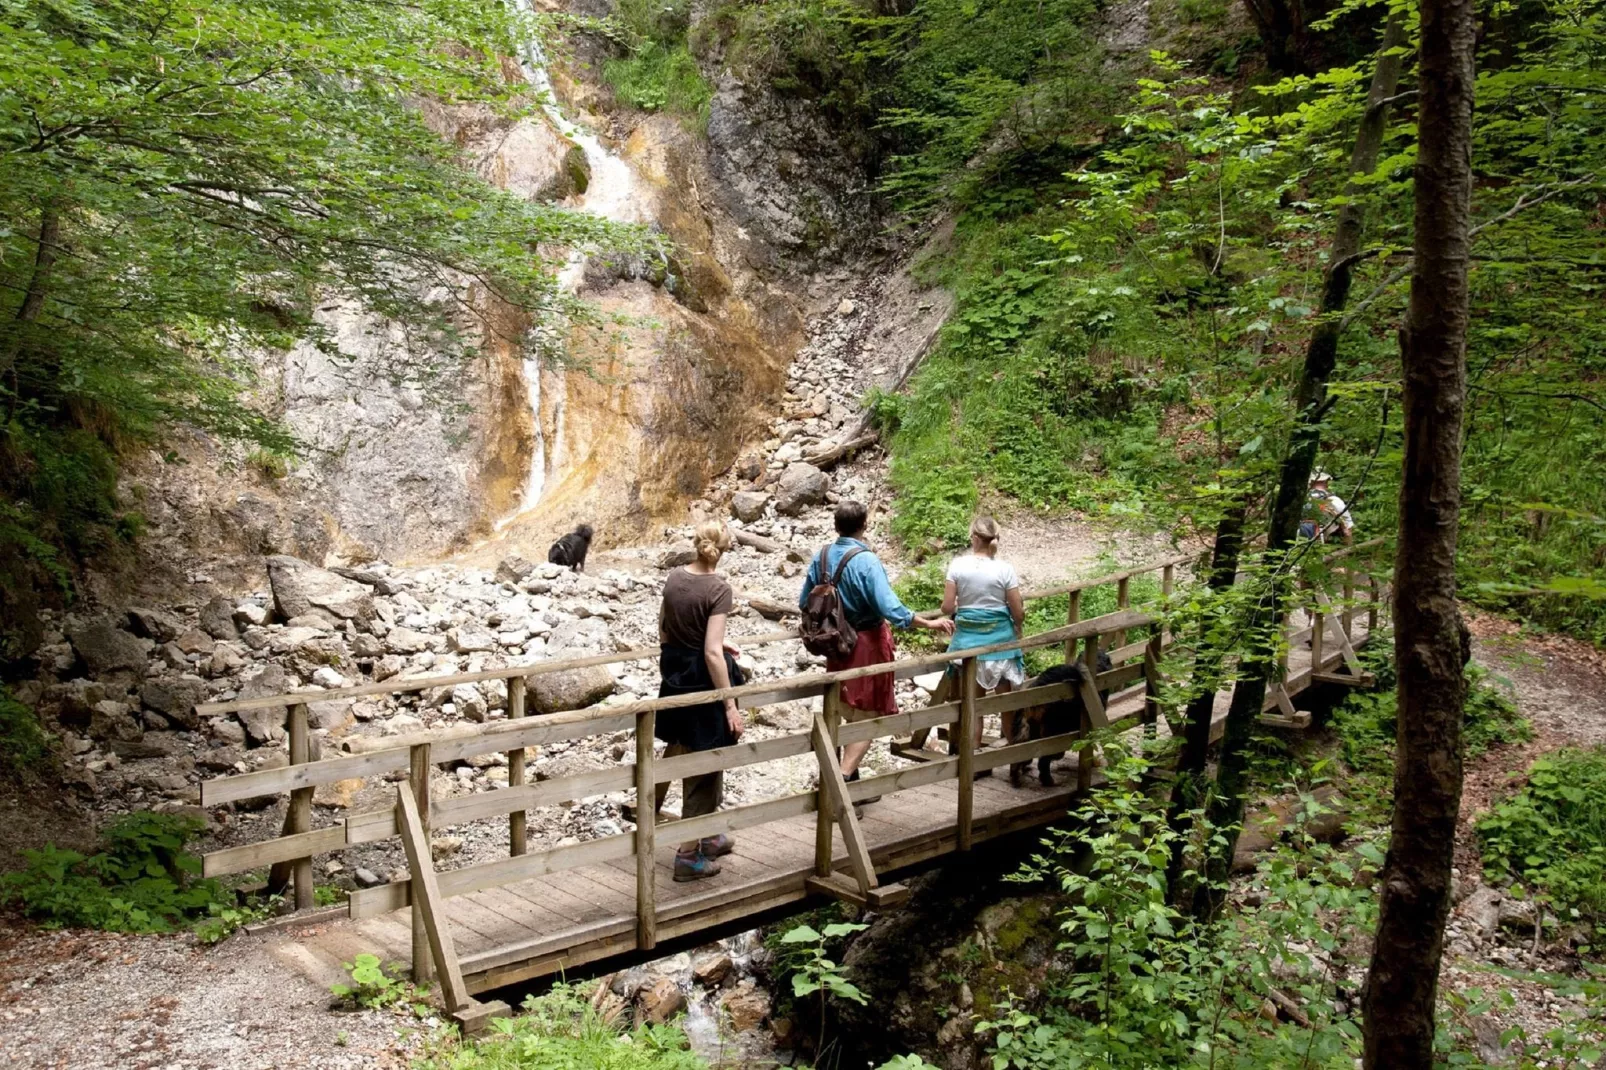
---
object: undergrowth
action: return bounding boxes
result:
[1478,747,1606,937]
[0,811,231,934]
[0,685,52,774]
[1332,664,1532,778]
[603,0,712,127]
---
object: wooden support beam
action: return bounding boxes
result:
[815,684,842,879]
[395,783,470,1013]
[634,709,656,952]
[811,708,877,894]
[1064,588,1082,662]
[409,742,434,986]
[1142,626,1162,737]
[507,677,528,857]
[1313,670,1378,687]
[956,657,977,852]
[806,874,909,909]
[1312,589,1365,675]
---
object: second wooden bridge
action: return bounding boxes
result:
[196,543,1387,1028]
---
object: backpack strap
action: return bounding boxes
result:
[831,546,866,586]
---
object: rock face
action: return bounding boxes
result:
[528,665,617,715]
[267,556,375,623]
[775,463,829,516]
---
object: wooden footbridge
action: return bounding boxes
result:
[195,541,1386,1029]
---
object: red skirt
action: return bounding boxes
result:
[826,620,898,716]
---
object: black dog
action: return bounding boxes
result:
[1009,653,1112,788]
[547,524,594,572]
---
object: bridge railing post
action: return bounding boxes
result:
[507,676,528,857]
[1079,636,1099,791]
[815,683,843,878]
[1342,568,1356,639]
[409,741,434,985]
[956,657,977,851]
[1142,624,1162,738]
[1063,589,1082,662]
[1312,599,1325,671]
[1114,576,1132,648]
[634,708,656,951]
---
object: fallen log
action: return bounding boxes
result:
[748,598,799,621]
[803,432,879,470]
[733,530,807,562]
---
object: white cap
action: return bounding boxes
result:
[1310,469,1332,483]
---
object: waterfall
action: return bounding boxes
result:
[502,4,648,523]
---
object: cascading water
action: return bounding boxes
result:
[502,5,650,523]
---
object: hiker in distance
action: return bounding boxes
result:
[798,501,953,795]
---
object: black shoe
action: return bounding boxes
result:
[843,768,880,806]
[973,769,993,781]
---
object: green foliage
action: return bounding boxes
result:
[1478,748,1606,933]
[330,953,424,1012]
[0,0,653,650]
[1333,664,1532,777]
[0,811,227,933]
[0,684,51,772]
[194,895,280,945]
[779,920,870,1058]
[1442,980,1606,1069]
[416,983,702,1070]
[604,0,712,125]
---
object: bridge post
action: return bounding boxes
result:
[815,683,843,877]
[634,708,656,951]
[409,741,434,985]
[1311,601,1325,671]
[1115,577,1132,648]
[1369,574,1380,632]
[507,676,528,857]
[1342,568,1356,639]
[956,657,977,851]
[1142,625,1162,737]
[288,703,313,911]
[1078,638,1099,791]
[1063,589,1082,662]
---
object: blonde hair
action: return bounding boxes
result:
[693,520,733,566]
[970,515,1000,553]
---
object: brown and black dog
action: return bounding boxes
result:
[1008,654,1112,788]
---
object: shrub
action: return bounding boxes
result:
[1332,664,1531,777]
[1477,747,1606,931]
[0,685,52,773]
[0,811,227,933]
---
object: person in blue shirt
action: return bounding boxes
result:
[799,501,952,784]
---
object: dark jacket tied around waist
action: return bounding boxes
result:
[655,644,746,751]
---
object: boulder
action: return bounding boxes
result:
[385,626,438,655]
[235,602,271,628]
[308,699,355,734]
[637,977,685,1025]
[657,546,698,569]
[196,744,246,772]
[111,735,180,760]
[496,555,537,584]
[528,665,616,714]
[330,566,402,596]
[1457,884,1503,940]
[452,684,489,722]
[730,491,771,523]
[311,666,347,689]
[451,624,498,654]
[238,706,284,747]
[693,952,734,987]
[67,619,153,676]
[89,700,143,743]
[721,987,770,1032]
[126,606,184,643]
[266,555,375,622]
[198,595,240,640]
[139,676,210,729]
[774,463,829,516]
[51,679,106,728]
[546,617,611,653]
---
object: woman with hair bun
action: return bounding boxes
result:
[941,516,1026,774]
[653,521,745,882]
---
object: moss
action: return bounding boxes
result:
[988,896,1054,956]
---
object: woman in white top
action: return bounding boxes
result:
[941,516,1026,762]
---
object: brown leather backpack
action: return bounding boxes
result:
[799,545,865,658]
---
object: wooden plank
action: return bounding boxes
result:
[973,682,1074,719]
[441,833,637,899]
[346,806,400,845]
[204,746,410,807]
[634,709,655,952]
[815,684,842,879]
[1312,589,1365,675]
[972,732,1082,773]
[840,701,962,746]
[956,658,977,852]
[806,874,910,908]
[395,784,469,1012]
[507,677,528,857]
[1312,670,1376,687]
[409,743,433,985]
[812,710,876,894]
[204,823,346,879]
[1023,554,1193,601]
[671,791,817,845]
[849,757,958,802]
[653,732,812,783]
[432,767,635,827]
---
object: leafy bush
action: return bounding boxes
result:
[415,983,701,1070]
[1333,664,1531,777]
[1477,747,1606,931]
[330,953,429,1013]
[0,811,226,933]
[0,685,51,773]
[603,0,713,125]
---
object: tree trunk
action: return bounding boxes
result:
[1164,497,1248,899]
[1361,0,1477,1060]
[0,205,61,382]
[1240,0,1309,73]
[1196,15,1408,920]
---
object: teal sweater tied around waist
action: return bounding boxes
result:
[948,605,1025,666]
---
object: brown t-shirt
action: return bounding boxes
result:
[659,567,734,650]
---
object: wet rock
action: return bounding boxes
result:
[267,555,375,622]
[721,986,771,1032]
[528,666,616,714]
[731,491,771,523]
[637,977,685,1025]
[693,952,734,987]
[139,676,210,729]
[774,463,829,516]
[127,606,185,643]
[199,595,240,640]
[67,619,153,676]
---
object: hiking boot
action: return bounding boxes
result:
[845,768,880,806]
[673,849,722,882]
[699,834,735,859]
